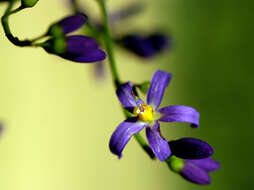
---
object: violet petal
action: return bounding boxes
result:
[109,118,146,158]
[146,70,172,109]
[116,82,138,112]
[146,122,171,161]
[159,105,199,127]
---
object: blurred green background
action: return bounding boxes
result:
[0,0,253,190]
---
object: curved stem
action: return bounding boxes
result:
[1,1,31,46]
[97,0,155,159]
[1,0,46,47]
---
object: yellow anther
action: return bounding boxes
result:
[133,104,154,122]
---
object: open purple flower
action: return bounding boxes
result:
[118,33,169,58]
[109,70,199,161]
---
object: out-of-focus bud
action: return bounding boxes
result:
[47,14,87,36]
[118,33,169,58]
[21,0,39,8]
[44,35,106,63]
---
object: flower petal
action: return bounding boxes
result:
[146,122,171,161]
[159,105,199,127]
[185,158,220,172]
[169,138,214,159]
[58,14,87,34]
[146,70,172,109]
[109,118,146,158]
[116,82,138,112]
[181,161,211,185]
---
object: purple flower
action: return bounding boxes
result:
[118,33,169,58]
[44,35,106,63]
[109,70,199,161]
[48,14,88,36]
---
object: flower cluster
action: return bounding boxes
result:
[109,70,219,184]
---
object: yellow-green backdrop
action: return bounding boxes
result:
[1,0,253,190]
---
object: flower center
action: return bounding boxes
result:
[133,104,154,122]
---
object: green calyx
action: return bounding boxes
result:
[166,156,185,173]
[52,37,66,54]
[48,24,64,38]
[21,0,39,7]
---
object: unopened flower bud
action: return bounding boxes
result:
[47,14,87,36]
[44,35,106,63]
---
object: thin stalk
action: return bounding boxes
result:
[97,0,120,88]
[1,1,31,46]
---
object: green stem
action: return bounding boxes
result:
[97,0,155,159]
[97,0,120,88]
[1,1,31,46]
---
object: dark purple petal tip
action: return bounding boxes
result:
[169,138,214,159]
[185,158,220,172]
[58,13,88,34]
[109,118,145,158]
[181,161,211,185]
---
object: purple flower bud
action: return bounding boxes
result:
[181,161,211,185]
[118,33,169,58]
[48,14,87,36]
[44,35,106,63]
[185,158,220,172]
[169,138,214,159]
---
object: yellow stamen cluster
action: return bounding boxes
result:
[133,104,154,122]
